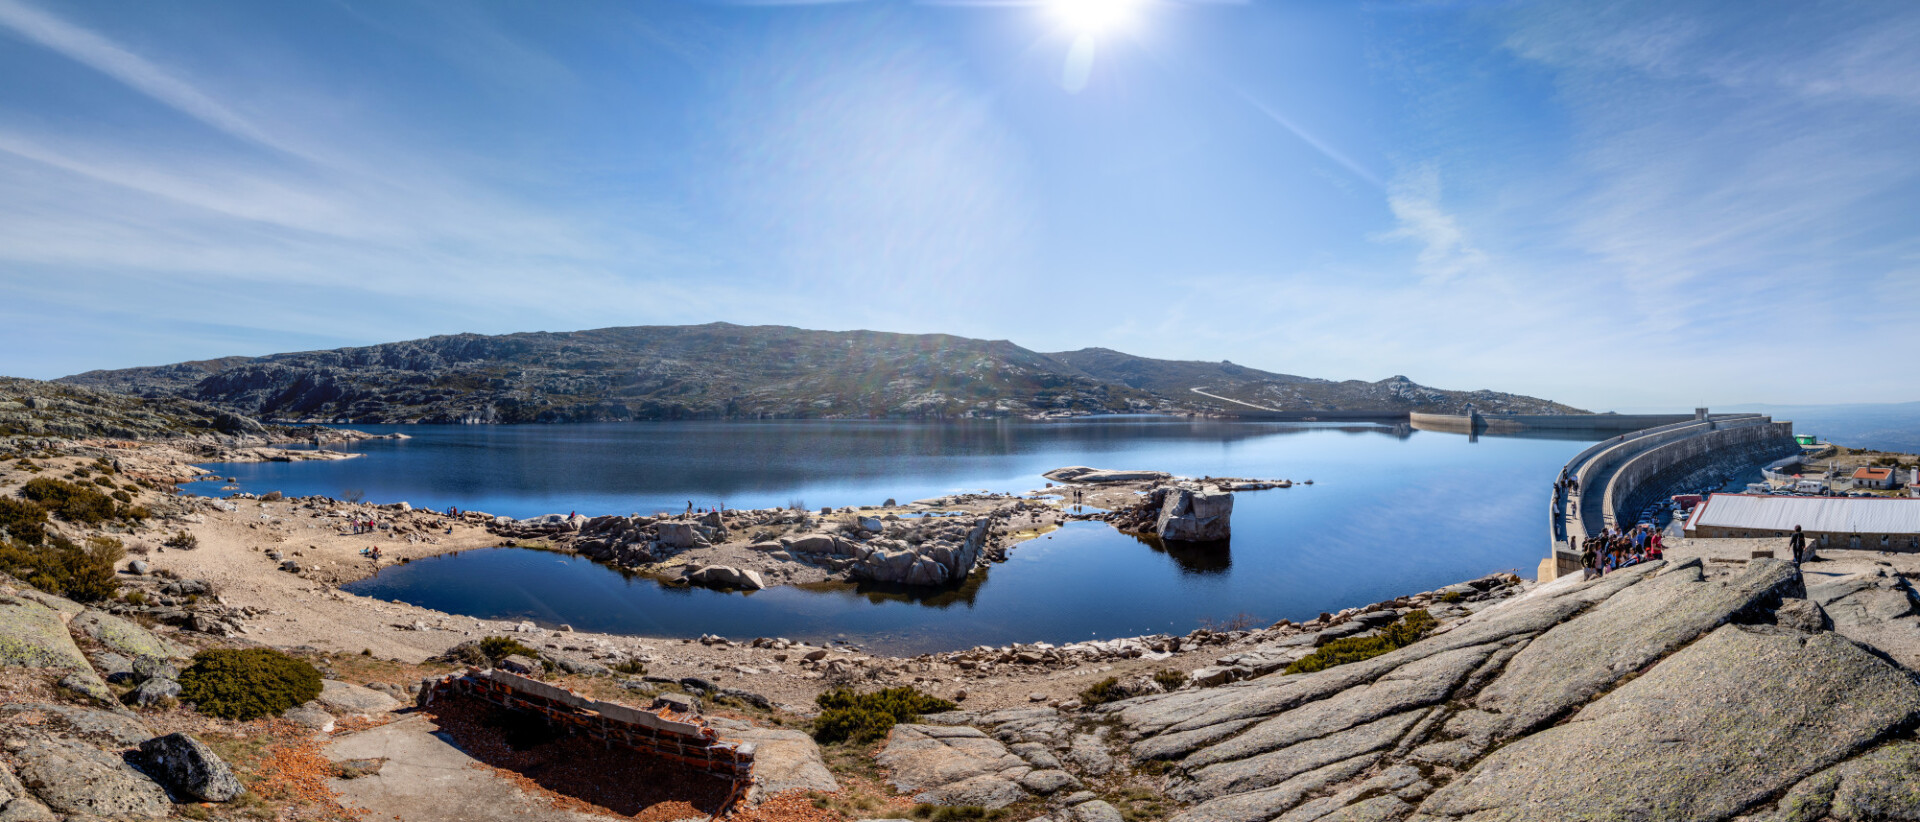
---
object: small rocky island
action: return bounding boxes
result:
[480,466,1260,593]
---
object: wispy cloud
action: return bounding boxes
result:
[0,1,742,375]
[0,0,299,157]
[1234,87,1384,189]
[1375,166,1483,284]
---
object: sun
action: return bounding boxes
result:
[1046,0,1145,36]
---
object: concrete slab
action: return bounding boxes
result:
[324,715,608,822]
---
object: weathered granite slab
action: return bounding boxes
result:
[1412,625,1920,822]
[1176,709,1428,804]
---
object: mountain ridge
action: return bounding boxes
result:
[58,322,1586,423]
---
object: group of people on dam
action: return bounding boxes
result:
[1575,523,1664,574]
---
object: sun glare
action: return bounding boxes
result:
[1047,0,1143,35]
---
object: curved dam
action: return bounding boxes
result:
[1539,412,1799,580]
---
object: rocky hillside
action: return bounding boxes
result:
[0,377,272,441]
[60,323,1580,424]
[1050,348,1584,416]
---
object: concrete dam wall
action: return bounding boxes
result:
[1602,420,1799,530]
[1410,411,1701,435]
[1540,414,1799,580]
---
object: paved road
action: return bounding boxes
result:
[1189,387,1281,412]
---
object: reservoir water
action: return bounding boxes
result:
[196,419,1595,654]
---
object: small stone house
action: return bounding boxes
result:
[1853,467,1896,490]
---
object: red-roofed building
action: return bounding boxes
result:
[1853,467,1897,490]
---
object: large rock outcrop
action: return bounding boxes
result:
[781,517,994,586]
[1093,558,1920,822]
[1044,467,1174,484]
[1154,486,1234,542]
[878,724,1034,808]
[13,737,170,819]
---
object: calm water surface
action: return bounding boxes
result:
[196,419,1595,654]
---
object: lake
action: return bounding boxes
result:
[196,419,1594,654]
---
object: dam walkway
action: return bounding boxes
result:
[1543,413,1799,579]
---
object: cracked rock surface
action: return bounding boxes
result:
[1089,558,1920,822]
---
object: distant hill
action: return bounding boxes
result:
[59,323,1584,424]
[1049,348,1584,417]
[0,376,272,440]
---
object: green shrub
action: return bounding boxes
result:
[812,686,957,744]
[1153,669,1190,691]
[1439,591,1465,603]
[1285,610,1437,675]
[0,534,122,601]
[612,659,648,675]
[478,636,541,662]
[164,531,199,551]
[19,478,117,524]
[1078,676,1123,705]
[178,648,324,720]
[0,498,46,545]
[110,490,132,503]
[812,705,900,745]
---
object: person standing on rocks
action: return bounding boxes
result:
[1790,525,1807,563]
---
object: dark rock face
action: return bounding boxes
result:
[139,733,244,802]
[1093,559,1920,822]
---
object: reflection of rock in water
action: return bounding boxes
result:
[1126,531,1232,575]
[793,565,992,610]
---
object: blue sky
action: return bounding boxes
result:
[0,0,1915,410]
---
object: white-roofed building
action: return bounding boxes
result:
[1685,493,1920,551]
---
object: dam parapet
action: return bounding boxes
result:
[1541,412,1800,580]
[1409,410,1707,434]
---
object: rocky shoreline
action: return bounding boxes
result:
[30,434,1920,821]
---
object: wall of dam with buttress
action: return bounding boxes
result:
[1409,411,1702,434]
[1539,414,1801,580]
[1225,409,1706,432]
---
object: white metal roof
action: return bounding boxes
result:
[1691,494,1920,535]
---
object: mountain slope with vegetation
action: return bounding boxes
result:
[0,377,274,441]
[60,323,1583,423]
